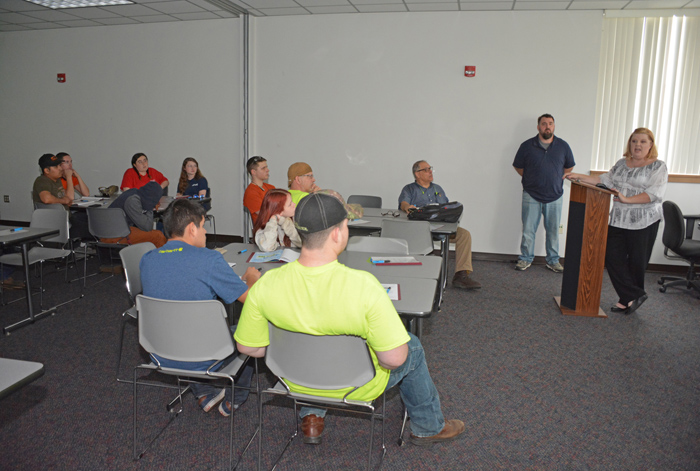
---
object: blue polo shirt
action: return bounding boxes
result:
[513,135,575,203]
[398,182,449,209]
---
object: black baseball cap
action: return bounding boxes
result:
[294,190,363,234]
[38,154,62,170]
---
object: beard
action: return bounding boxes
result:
[541,131,553,140]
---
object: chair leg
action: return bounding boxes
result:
[398,407,409,447]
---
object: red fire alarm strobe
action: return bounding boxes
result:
[464,66,475,78]
[57,73,66,83]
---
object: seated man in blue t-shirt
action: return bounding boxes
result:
[398,160,480,290]
[140,199,261,417]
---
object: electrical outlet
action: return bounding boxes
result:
[3,195,9,203]
[559,224,563,234]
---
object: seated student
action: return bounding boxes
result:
[176,157,208,197]
[235,190,465,446]
[243,156,275,225]
[287,162,320,205]
[57,152,90,198]
[140,199,261,416]
[32,153,90,239]
[103,182,167,248]
[120,153,169,191]
[253,189,301,252]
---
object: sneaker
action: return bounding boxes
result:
[546,262,564,273]
[409,419,466,446]
[218,400,239,417]
[515,260,531,271]
[197,389,226,413]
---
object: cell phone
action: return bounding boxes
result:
[595,183,610,190]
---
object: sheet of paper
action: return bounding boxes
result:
[370,256,420,265]
[380,283,400,301]
[348,219,370,226]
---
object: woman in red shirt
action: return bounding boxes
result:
[120,153,169,191]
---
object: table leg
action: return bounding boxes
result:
[4,242,55,335]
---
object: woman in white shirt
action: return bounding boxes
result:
[566,128,668,315]
[253,189,302,252]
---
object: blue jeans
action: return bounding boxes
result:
[150,325,253,406]
[519,191,563,265]
[300,333,445,437]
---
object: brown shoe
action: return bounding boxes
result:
[99,264,123,274]
[1,277,26,290]
[301,414,325,445]
[409,419,466,446]
[452,271,481,290]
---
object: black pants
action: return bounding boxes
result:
[605,221,660,305]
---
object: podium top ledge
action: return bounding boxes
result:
[571,180,617,195]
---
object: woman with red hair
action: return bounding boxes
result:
[253,189,301,252]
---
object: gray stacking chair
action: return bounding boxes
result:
[347,195,382,208]
[115,242,156,383]
[658,201,700,297]
[346,236,409,255]
[84,207,131,285]
[0,208,80,309]
[259,323,408,471]
[380,219,434,255]
[133,295,259,469]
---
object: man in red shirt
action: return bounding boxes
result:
[243,156,275,225]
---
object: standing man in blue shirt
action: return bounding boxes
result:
[512,114,575,272]
[399,161,480,290]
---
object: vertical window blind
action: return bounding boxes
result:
[592,16,700,175]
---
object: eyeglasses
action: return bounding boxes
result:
[300,173,314,178]
[381,211,400,218]
[416,166,433,173]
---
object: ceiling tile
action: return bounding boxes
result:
[240,0,300,7]
[256,6,310,13]
[27,22,66,29]
[22,9,83,21]
[460,2,512,10]
[0,12,45,23]
[568,1,628,9]
[624,0,688,7]
[515,1,569,9]
[95,16,141,23]
[408,2,458,10]
[307,5,358,11]
[355,3,406,10]
[63,7,121,18]
[56,18,102,26]
[1,0,48,12]
[146,1,207,13]
[351,0,403,4]
[297,0,351,6]
[172,10,223,17]
[101,4,163,15]
[0,24,33,31]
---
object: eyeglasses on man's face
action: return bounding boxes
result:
[416,166,433,173]
[301,173,314,178]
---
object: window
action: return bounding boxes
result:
[592,16,700,178]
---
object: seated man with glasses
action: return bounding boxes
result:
[399,160,481,290]
[287,162,320,205]
[243,156,275,225]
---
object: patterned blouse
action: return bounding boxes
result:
[599,158,668,230]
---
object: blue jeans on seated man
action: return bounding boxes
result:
[519,191,563,265]
[150,325,253,407]
[299,333,446,438]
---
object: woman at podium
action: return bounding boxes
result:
[566,127,668,315]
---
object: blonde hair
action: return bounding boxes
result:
[623,128,658,160]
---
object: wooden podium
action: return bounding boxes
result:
[555,181,614,318]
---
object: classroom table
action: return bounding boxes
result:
[70,195,211,212]
[0,225,60,335]
[0,358,45,400]
[221,243,439,336]
[349,207,460,306]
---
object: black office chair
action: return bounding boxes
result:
[658,201,700,297]
[347,195,382,208]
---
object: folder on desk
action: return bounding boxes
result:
[370,256,421,266]
[248,248,300,263]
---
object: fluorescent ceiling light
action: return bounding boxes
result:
[24,0,133,9]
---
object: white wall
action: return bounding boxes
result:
[0,19,244,234]
[2,11,697,263]
[251,11,699,264]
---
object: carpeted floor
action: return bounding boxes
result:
[0,254,698,470]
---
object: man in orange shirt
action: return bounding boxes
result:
[57,152,90,198]
[243,156,275,224]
